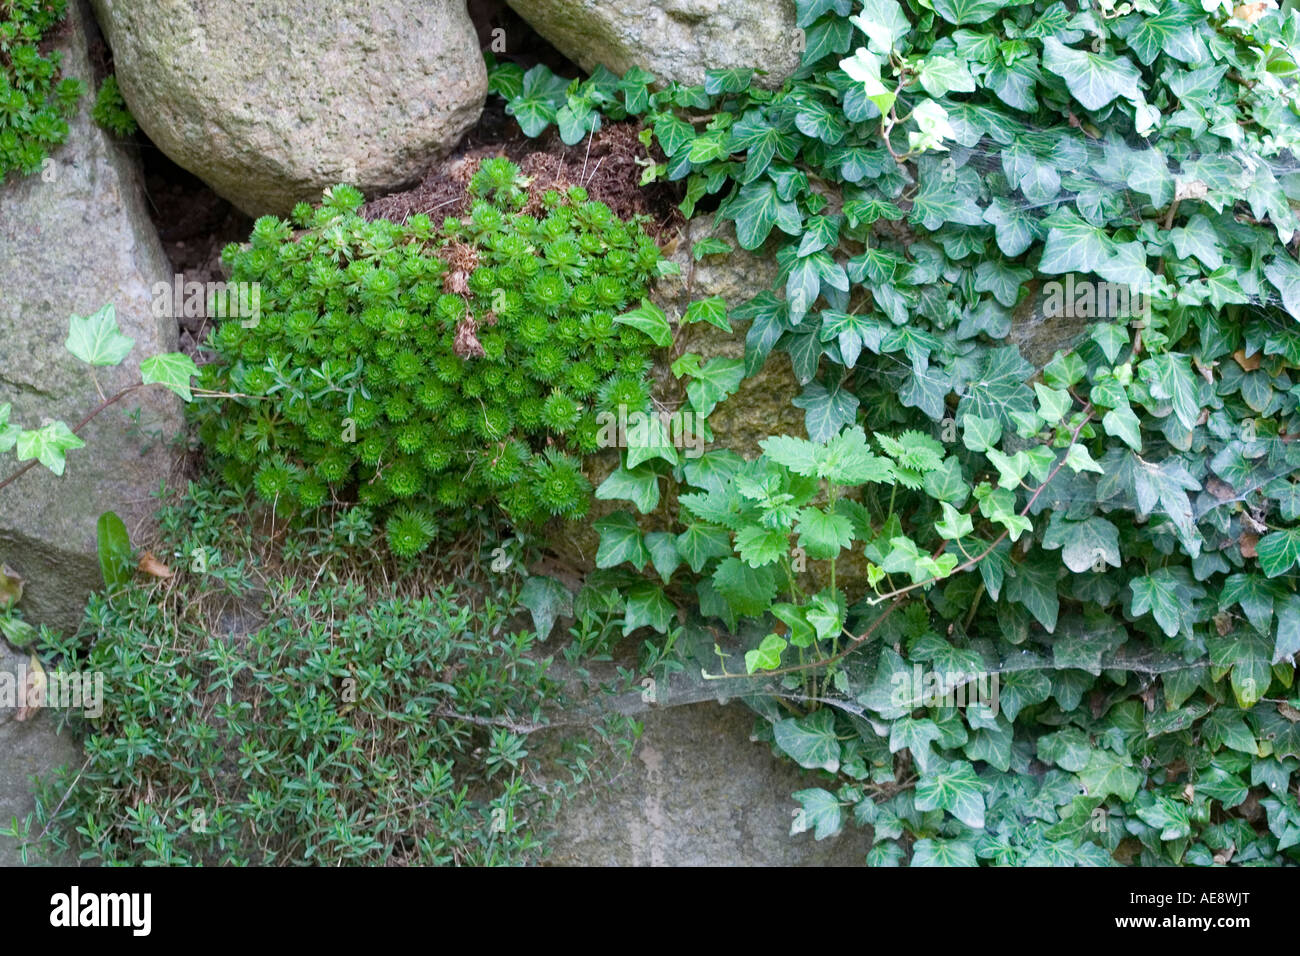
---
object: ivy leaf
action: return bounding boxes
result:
[961,413,1001,453]
[594,512,650,570]
[614,298,672,347]
[682,449,744,495]
[745,632,787,673]
[915,759,988,829]
[1209,629,1273,708]
[774,709,840,773]
[911,838,978,867]
[1265,255,1300,322]
[724,178,803,250]
[1103,404,1142,451]
[1257,527,1300,578]
[1139,353,1200,430]
[704,68,753,95]
[918,55,976,98]
[1090,323,1130,364]
[848,0,909,51]
[0,403,20,454]
[14,421,85,476]
[684,357,746,419]
[1078,749,1142,802]
[1038,215,1115,275]
[691,237,733,260]
[676,523,733,574]
[625,412,678,469]
[623,581,676,636]
[957,346,1035,428]
[1043,515,1120,573]
[506,64,569,136]
[931,0,1023,24]
[791,788,843,840]
[1274,594,1300,665]
[595,462,661,514]
[935,501,973,540]
[65,303,134,366]
[793,379,860,443]
[140,352,198,402]
[519,575,572,639]
[1040,38,1141,111]
[1007,555,1059,632]
[1034,383,1071,425]
[1130,568,1203,639]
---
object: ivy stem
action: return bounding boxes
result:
[0,382,146,495]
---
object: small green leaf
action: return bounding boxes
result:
[15,421,84,476]
[614,299,673,347]
[65,303,135,366]
[745,632,787,673]
[140,352,199,402]
[96,510,133,591]
[519,575,572,640]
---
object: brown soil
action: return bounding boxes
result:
[362,111,684,240]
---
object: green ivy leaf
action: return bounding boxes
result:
[623,581,675,636]
[595,462,661,514]
[14,420,84,476]
[745,632,787,673]
[790,788,843,840]
[140,352,198,402]
[774,709,841,772]
[614,298,673,347]
[1040,37,1141,111]
[915,759,989,828]
[65,303,134,366]
[519,575,573,639]
[594,512,650,570]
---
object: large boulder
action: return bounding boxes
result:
[549,698,871,864]
[0,0,182,633]
[90,0,488,216]
[0,642,79,866]
[507,0,802,90]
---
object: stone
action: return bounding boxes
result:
[548,699,871,864]
[90,0,488,216]
[0,641,79,866]
[0,0,182,634]
[506,0,802,90]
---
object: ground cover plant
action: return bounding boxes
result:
[1,478,638,865]
[193,163,666,554]
[0,0,80,180]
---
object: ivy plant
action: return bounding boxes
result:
[491,0,1300,866]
